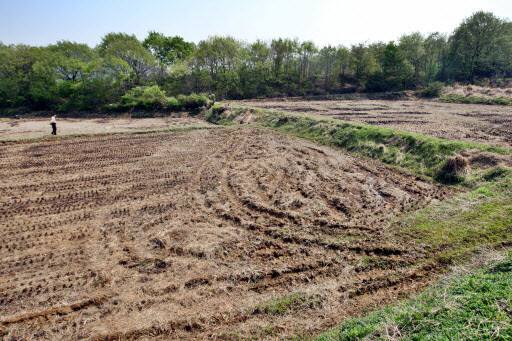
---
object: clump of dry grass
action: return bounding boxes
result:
[436,155,470,183]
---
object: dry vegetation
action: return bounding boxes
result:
[443,84,512,99]
[0,126,457,340]
[229,99,512,149]
[0,116,213,140]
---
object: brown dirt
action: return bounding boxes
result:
[229,99,512,149]
[0,117,213,140]
[0,127,456,340]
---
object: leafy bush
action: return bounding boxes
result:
[141,85,166,101]
[120,94,135,105]
[130,87,145,98]
[131,111,155,118]
[211,104,226,115]
[164,96,180,111]
[420,81,444,98]
[177,93,208,111]
[105,87,211,113]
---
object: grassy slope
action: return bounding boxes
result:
[440,94,512,106]
[314,172,512,340]
[314,172,512,341]
[396,171,512,261]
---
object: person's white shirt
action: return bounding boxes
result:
[51,116,57,124]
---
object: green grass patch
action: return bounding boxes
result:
[317,250,512,341]
[397,174,512,258]
[254,292,322,316]
[439,95,512,106]
[312,169,512,341]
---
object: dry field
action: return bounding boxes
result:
[0,126,455,340]
[230,99,512,149]
[0,116,213,140]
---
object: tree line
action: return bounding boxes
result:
[1,11,511,112]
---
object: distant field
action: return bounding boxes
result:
[230,99,512,149]
[0,116,213,140]
[0,127,457,339]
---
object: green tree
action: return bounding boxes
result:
[193,36,244,98]
[143,31,194,65]
[380,41,414,90]
[98,33,157,83]
[318,45,337,90]
[270,38,299,78]
[448,11,512,81]
[350,43,378,88]
[241,40,273,98]
[335,45,351,86]
[38,41,98,82]
[299,41,318,82]
[399,32,427,85]
[0,44,45,108]
[424,32,448,81]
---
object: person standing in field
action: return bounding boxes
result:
[50,114,57,135]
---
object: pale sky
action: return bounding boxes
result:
[0,0,511,47]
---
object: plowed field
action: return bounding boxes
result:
[0,127,454,340]
[0,116,213,140]
[230,99,512,149]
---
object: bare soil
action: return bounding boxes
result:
[230,99,512,149]
[0,117,213,140]
[0,127,455,340]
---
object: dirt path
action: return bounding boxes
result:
[0,127,456,340]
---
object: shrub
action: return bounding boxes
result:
[444,79,456,86]
[107,88,211,113]
[120,94,135,105]
[493,97,512,106]
[177,93,208,111]
[164,97,180,111]
[495,78,505,88]
[211,104,226,115]
[420,81,444,98]
[474,77,490,87]
[102,103,122,112]
[129,86,145,98]
[435,155,470,183]
[122,85,167,109]
[141,85,166,102]
[138,99,159,110]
